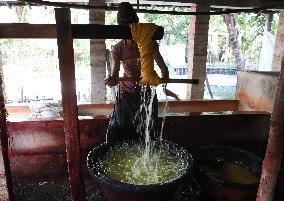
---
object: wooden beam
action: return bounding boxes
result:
[110,0,284,8]
[4,0,284,8]
[115,77,199,84]
[77,100,240,116]
[0,24,56,38]
[55,8,86,201]
[0,57,14,200]
[6,100,240,118]
[158,99,239,113]
[162,0,284,8]
[0,24,164,39]
[109,0,284,8]
[72,24,164,39]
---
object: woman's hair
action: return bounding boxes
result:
[117,2,139,25]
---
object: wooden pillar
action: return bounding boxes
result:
[55,8,86,201]
[272,12,284,72]
[187,3,210,100]
[0,54,13,200]
[256,58,284,201]
[90,0,107,103]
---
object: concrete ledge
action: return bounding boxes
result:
[6,100,240,119]
[7,111,270,155]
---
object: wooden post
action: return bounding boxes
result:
[0,23,164,40]
[55,8,86,201]
[0,59,14,200]
[256,58,284,201]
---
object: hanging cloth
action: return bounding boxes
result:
[129,23,162,86]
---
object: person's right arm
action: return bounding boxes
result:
[104,53,120,87]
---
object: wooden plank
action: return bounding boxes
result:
[0,23,164,39]
[5,0,284,9]
[72,24,164,39]
[55,8,86,201]
[77,100,240,116]
[111,0,284,8]
[0,60,13,200]
[158,99,239,113]
[0,24,56,38]
[5,100,239,118]
[116,77,199,84]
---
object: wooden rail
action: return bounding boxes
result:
[116,77,199,84]
[0,23,164,39]
[6,100,240,118]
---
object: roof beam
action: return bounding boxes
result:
[0,23,164,39]
[158,0,284,8]
[1,0,284,8]
[1,0,283,15]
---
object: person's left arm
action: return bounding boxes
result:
[153,41,180,100]
[153,41,169,80]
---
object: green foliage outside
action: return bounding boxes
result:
[0,6,280,101]
[144,7,190,46]
[237,13,279,64]
[0,8,280,71]
[145,12,279,66]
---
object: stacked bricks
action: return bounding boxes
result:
[187,3,210,100]
[90,0,107,103]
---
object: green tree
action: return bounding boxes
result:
[144,7,190,45]
[237,13,279,64]
[223,14,246,69]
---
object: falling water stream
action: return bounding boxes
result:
[139,86,156,161]
[159,84,169,141]
[95,85,186,185]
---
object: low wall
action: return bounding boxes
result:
[4,111,271,178]
[7,111,270,155]
[6,100,239,119]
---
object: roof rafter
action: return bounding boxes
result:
[1,0,283,15]
[1,0,284,8]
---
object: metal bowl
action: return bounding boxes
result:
[192,145,262,201]
[87,139,193,201]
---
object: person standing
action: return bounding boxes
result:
[104,2,169,143]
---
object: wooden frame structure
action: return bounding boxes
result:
[0,24,163,39]
[55,8,86,201]
[0,5,284,201]
[3,0,284,9]
[0,7,165,201]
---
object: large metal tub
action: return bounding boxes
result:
[192,145,262,201]
[87,140,193,201]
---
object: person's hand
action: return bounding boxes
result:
[104,75,118,87]
[161,68,169,82]
[163,85,179,100]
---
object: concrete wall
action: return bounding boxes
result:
[236,71,279,112]
[4,112,270,178]
[90,0,107,103]
[6,100,240,120]
[187,4,210,99]
[6,112,270,155]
